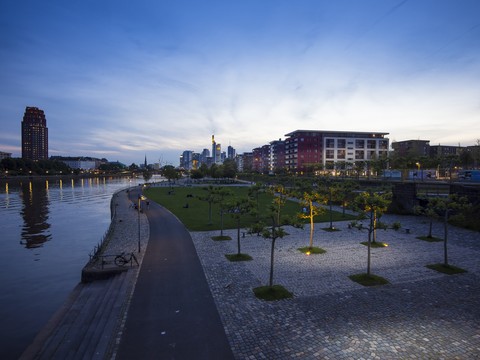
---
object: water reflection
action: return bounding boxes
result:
[19,181,51,248]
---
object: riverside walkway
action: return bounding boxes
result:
[21,186,480,359]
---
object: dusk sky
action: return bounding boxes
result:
[1,0,479,166]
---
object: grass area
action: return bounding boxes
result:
[298,246,327,255]
[417,235,443,242]
[360,241,389,248]
[211,235,232,241]
[225,253,253,261]
[349,273,389,286]
[253,285,293,301]
[144,185,356,231]
[426,263,467,275]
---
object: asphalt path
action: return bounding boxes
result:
[117,189,234,359]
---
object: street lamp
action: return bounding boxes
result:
[137,194,141,253]
[416,162,423,181]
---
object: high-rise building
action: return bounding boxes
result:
[22,107,48,160]
[211,135,216,164]
[227,145,236,159]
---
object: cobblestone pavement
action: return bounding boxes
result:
[191,215,480,359]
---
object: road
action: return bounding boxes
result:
[117,189,234,359]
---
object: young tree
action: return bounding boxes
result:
[226,196,256,257]
[337,180,358,217]
[213,187,233,237]
[325,182,341,230]
[413,199,438,239]
[254,185,295,287]
[354,191,391,275]
[198,185,219,225]
[297,190,327,251]
[418,195,471,266]
[248,182,266,219]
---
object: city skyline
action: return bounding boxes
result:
[1,1,479,166]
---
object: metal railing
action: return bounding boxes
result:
[87,188,124,265]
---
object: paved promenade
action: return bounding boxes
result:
[192,215,480,359]
[21,189,480,359]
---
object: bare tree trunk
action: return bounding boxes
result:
[367,210,373,275]
[220,209,224,236]
[208,202,212,225]
[237,219,241,255]
[269,225,276,287]
[309,204,314,248]
[444,210,449,265]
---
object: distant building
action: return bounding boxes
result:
[0,151,12,160]
[236,152,253,172]
[227,145,236,159]
[252,145,270,173]
[429,144,463,158]
[61,159,97,170]
[200,149,210,165]
[50,156,104,170]
[22,107,48,160]
[391,140,430,158]
[215,143,222,165]
[269,139,286,173]
[211,135,217,164]
[180,150,194,170]
[284,130,389,173]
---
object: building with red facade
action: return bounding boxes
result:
[284,130,389,173]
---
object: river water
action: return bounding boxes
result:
[0,176,140,359]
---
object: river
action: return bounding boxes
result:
[0,176,141,359]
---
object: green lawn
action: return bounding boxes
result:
[144,185,356,231]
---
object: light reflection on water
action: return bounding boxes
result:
[0,176,139,359]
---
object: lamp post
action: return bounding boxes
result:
[416,162,422,181]
[137,194,141,253]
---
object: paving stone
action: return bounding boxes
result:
[191,213,480,359]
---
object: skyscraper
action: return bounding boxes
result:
[22,107,48,160]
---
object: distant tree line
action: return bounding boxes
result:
[1,158,71,175]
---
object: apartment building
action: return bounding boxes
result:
[391,140,430,157]
[284,130,389,173]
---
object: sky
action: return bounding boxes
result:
[1,0,479,166]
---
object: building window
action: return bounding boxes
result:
[326,149,334,159]
[355,140,365,148]
[355,150,364,159]
[337,150,346,159]
[325,139,335,148]
[367,140,376,149]
[337,139,346,148]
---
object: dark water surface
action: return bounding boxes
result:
[0,177,139,359]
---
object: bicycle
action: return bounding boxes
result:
[114,252,139,267]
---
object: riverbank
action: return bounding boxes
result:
[20,190,480,359]
[20,188,149,359]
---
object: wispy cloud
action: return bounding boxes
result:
[1,0,479,164]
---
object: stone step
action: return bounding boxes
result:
[34,271,130,359]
